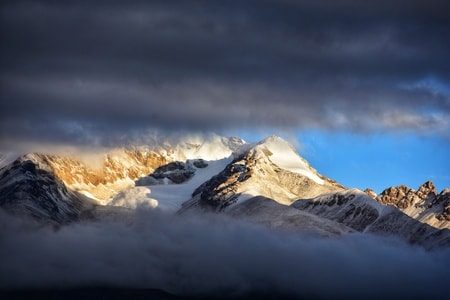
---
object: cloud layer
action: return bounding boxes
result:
[1,0,449,149]
[1,208,449,299]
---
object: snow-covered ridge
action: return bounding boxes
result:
[292,188,450,249]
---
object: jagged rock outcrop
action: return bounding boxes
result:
[0,154,93,224]
[377,181,437,209]
[377,184,417,209]
[376,181,449,229]
[363,188,377,198]
[417,180,438,199]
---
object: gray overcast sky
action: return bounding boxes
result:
[1,0,450,149]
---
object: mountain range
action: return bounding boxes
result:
[1,134,449,251]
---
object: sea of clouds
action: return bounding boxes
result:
[1,207,449,299]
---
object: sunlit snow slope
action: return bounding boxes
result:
[261,135,324,184]
[109,157,233,211]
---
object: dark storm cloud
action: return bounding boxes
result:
[1,0,449,149]
[1,208,449,299]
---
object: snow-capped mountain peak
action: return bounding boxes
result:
[257,135,324,184]
[185,135,343,212]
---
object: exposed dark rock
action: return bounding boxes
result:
[135,176,162,186]
[149,161,196,184]
[192,159,208,168]
[192,153,254,210]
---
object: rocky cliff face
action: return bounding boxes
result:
[43,149,169,202]
[376,181,449,229]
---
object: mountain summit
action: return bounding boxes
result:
[186,134,343,211]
